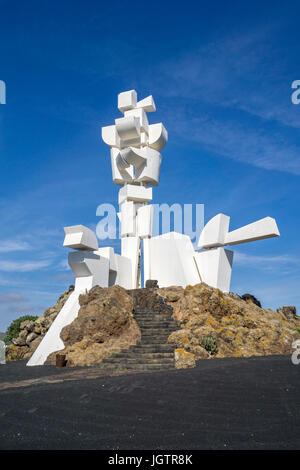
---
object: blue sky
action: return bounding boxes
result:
[0,0,299,330]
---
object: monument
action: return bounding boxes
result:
[0,340,6,365]
[27,90,280,366]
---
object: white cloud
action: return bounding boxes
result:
[0,240,31,253]
[0,293,25,303]
[143,27,300,175]
[234,251,299,266]
[0,259,52,272]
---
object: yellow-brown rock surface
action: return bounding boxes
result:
[158,283,300,359]
[47,285,141,366]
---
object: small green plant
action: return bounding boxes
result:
[200,336,218,355]
[296,328,300,335]
[4,315,38,344]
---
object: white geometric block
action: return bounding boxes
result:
[115,116,141,142]
[143,237,151,285]
[197,214,230,249]
[194,248,233,293]
[68,250,109,289]
[137,205,153,238]
[0,341,5,365]
[27,290,81,366]
[121,236,140,288]
[224,217,280,246]
[113,254,133,289]
[111,148,134,185]
[120,147,146,169]
[118,89,137,113]
[124,108,149,133]
[140,131,148,146]
[148,123,168,151]
[120,200,136,237]
[148,232,200,288]
[136,95,156,112]
[134,147,162,186]
[118,184,152,204]
[101,125,120,148]
[63,225,99,251]
[95,246,117,272]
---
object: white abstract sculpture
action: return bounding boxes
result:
[0,340,5,365]
[102,89,168,289]
[27,90,167,366]
[27,90,280,366]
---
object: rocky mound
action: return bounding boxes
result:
[157,283,299,361]
[6,286,74,361]
[46,285,141,367]
[5,282,299,368]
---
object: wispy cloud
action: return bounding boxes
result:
[235,251,299,266]
[0,293,26,303]
[0,240,31,253]
[183,116,300,175]
[142,27,300,175]
[0,259,52,272]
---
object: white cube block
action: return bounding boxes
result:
[63,225,98,251]
[137,205,153,238]
[118,184,152,204]
[115,116,141,142]
[118,90,137,113]
[124,108,149,133]
[120,200,136,237]
[101,124,120,148]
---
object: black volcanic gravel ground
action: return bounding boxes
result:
[0,355,299,450]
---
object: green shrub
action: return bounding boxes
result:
[4,315,38,344]
[296,328,300,335]
[200,336,218,355]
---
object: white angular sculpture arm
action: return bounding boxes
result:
[224,217,280,246]
[136,95,156,112]
[63,225,99,251]
[198,215,280,249]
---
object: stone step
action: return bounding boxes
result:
[134,316,164,320]
[140,337,172,343]
[134,314,175,320]
[139,325,178,333]
[140,328,175,333]
[102,357,175,365]
[128,345,174,353]
[134,313,175,318]
[110,352,174,359]
[97,363,175,371]
[138,338,169,344]
[137,319,178,325]
[137,323,177,328]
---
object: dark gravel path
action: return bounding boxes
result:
[0,355,299,450]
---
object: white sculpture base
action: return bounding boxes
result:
[27,289,81,366]
[27,244,133,366]
[194,247,234,293]
[144,232,233,292]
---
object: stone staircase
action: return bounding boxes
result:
[98,307,180,373]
